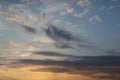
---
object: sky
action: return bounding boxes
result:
[0,0,120,80]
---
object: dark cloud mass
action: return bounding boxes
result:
[22,25,37,34]
[16,55,120,67]
[44,24,93,49]
[11,55,120,79]
[32,51,76,57]
[44,25,79,41]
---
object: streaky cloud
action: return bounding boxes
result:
[32,51,76,57]
[14,55,120,69]
[44,24,93,49]
[22,25,37,34]
[6,55,120,79]
[30,67,71,73]
[44,25,80,41]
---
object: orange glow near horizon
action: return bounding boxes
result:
[0,66,101,80]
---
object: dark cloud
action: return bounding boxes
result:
[22,25,37,34]
[14,55,120,67]
[32,51,76,57]
[44,25,79,41]
[44,24,93,49]
[8,55,120,79]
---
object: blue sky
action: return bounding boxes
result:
[0,0,120,80]
[0,0,120,57]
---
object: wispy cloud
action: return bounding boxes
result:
[6,5,37,26]
[89,15,101,23]
[44,24,93,49]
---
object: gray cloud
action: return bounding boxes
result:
[22,25,37,34]
[13,55,120,71]
[44,25,79,41]
[32,51,76,57]
[5,55,120,79]
[44,24,93,49]
[55,42,73,49]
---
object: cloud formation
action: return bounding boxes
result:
[89,15,101,23]
[44,24,93,49]
[32,51,75,57]
[12,55,120,70]
[10,55,120,79]
[0,0,120,80]
[22,25,37,34]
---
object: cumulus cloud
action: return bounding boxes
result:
[66,7,74,14]
[6,6,37,26]
[73,7,90,18]
[73,0,92,18]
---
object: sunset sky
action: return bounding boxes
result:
[0,0,120,80]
